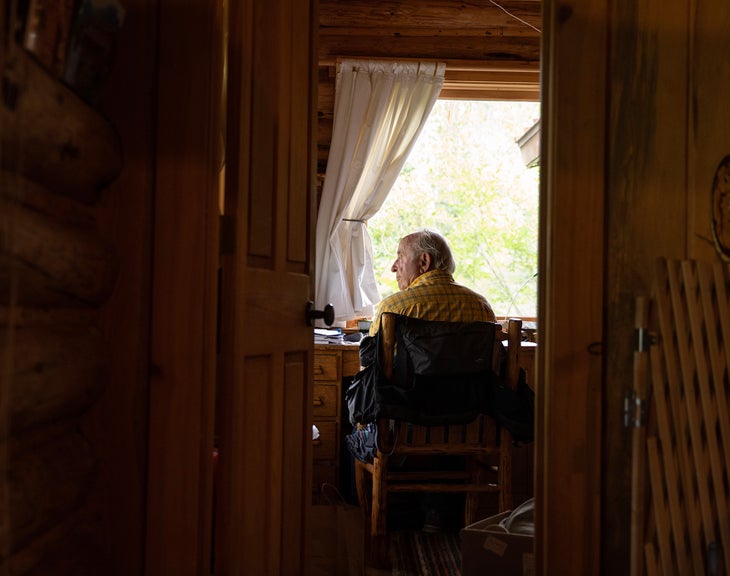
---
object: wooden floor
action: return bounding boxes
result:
[362,528,464,576]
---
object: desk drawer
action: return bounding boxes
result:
[312,463,338,498]
[312,421,337,461]
[313,353,339,381]
[342,349,361,378]
[313,384,338,418]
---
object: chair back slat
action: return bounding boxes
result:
[506,317,521,391]
[464,419,482,444]
[448,423,464,444]
[410,424,427,445]
[428,425,446,444]
[380,313,396,379]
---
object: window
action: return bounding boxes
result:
[368,99,540,318]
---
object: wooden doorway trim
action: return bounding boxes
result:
[538,0,608,573]
[145,0,224,573]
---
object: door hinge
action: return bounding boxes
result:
[220,214,235,255]
[633,326,657,352]
[624,391,647,428]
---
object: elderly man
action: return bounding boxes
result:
[346,228,497,531]
[369,228,496,335]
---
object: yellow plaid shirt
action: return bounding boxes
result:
[369,269,495,335]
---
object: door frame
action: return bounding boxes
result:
[537,0,607,573]
[143,0,614,572]
[145,0,223,573]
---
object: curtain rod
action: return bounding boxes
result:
[319,57,539,74]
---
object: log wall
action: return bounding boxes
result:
[0,42,123,574]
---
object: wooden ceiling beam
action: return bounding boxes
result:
[319,0,541,31]
[319,35,540,63]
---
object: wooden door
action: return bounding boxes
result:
[215,0,318,574]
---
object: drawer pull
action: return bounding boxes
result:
[313,395,325,407]
[314,365,324,375]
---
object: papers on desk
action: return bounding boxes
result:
[314,328,362,345]
[315,328,340,337]
[314,328,343,344]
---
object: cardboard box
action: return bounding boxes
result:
[461,511,535,576]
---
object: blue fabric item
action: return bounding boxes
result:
[344,422,378,463]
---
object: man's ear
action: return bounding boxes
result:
[419,252,432,273]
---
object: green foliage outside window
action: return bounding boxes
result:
[368,100,540,318]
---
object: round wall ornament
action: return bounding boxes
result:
[711,155,730,260]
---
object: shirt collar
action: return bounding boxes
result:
[407,269,454,289]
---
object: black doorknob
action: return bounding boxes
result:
[305,301,335,326]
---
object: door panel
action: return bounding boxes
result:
[216,0,316,574]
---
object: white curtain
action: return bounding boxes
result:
[315,59,446,322]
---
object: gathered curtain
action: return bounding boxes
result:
[314,59,446,322]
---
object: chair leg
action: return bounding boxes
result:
[354,460,370,516]
[370,455,390,568]
[465,456,482,526]
[498,428,514,512]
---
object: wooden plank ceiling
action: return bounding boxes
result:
[317,0,542,178]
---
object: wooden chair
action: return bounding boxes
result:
[354,314,523,567]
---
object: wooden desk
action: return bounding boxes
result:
[515,340,537,390]
[505,340,537,507]
[312,342,360,500]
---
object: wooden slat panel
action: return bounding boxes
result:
[649,342,691,574]
[702,264,730,474]
[653,259,704,574]
[684,261,730,573]
[666,262,715,546]
[648,259,730,574]
[646,438,673,575]
[645,545,659,576]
